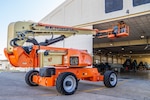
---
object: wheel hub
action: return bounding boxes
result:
[65,81,72,86]
[110,78,114,81]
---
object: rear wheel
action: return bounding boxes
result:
[56,72,78,95]
[25,70,39,86]
[104,71,117,88]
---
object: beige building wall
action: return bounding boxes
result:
[93,55,100,64]
[113,56,117,64]
[0,60,10,70]
[118,58,122,64]
[132,56,150,65]
[40,0,150,26]
[108,56,113,64]
[93,54,124,64]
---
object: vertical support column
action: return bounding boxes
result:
[112,55,113,64]
[100,54,102,63]
[106,55,108,63]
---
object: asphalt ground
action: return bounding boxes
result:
[0,71,150,100]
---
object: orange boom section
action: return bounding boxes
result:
[4,47,38,67]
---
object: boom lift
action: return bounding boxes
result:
[4,21,117,95]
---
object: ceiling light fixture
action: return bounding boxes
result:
[140,35,144,39]
[110,43,113,46]
[130,50,132,53]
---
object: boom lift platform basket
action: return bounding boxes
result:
[94,23,129,39]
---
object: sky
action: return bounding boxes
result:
[0,0,65,59]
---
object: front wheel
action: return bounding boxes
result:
[25,70,39,86]
[104,71,117,88]
[56,72,78,95]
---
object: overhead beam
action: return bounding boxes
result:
[94,39,150,48]
[75,11,150,28]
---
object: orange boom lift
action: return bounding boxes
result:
[4,21,120,95]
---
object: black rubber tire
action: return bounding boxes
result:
[104,71,117,88]
[56,72,78,95]
[25,70,39,86]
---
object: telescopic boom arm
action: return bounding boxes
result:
[7,21,95,53]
